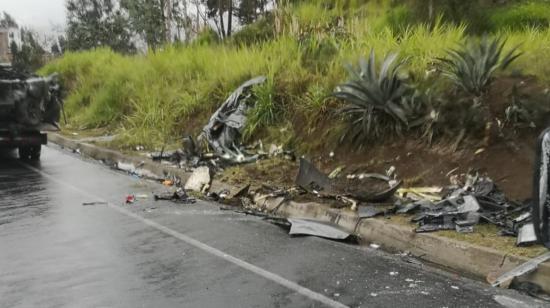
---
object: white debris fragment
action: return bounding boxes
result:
[185,166,211,192]
[405,278,414,282]
[117,162,136,173]
[421,291,430,295]
[389,271,399,276]
[370,243,380,249]
[451,286,459,290]
[334,293,340,297]
[386,166,396,177]
[408,283,417,288]
[370,293,378,297]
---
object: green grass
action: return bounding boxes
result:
[39,2,550,150]
[490,1,550,31]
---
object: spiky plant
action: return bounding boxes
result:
[332,50,414,142]
[438,36,522,96]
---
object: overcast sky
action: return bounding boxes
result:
[2,0,66,36]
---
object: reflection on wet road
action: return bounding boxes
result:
[0,145,544,307]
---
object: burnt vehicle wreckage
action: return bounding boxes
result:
[115,77,550,294]
[0,65,62,160]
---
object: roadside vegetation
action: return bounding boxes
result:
[41,0,550,151]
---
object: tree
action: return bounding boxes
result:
[120,0,166,50]
[11,28,46,72]
[202,0,235,38]
[0,11,18,28]
[121,0,193,49]
[66,0,136,53]
[51,36,66,56]
[236,0,268,25]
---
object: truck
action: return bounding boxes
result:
[0,65,62,160]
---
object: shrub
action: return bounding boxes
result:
[438,36,522,96]
[231,15,275,46]
[193,28,220,46]
[332,50,416,143]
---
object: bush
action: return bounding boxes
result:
[231,15,275,46]
[332,50,417,143]
[193,28,220,46]
[438,36,522,96]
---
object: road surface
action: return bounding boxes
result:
[0,145,546,307]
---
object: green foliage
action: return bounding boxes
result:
[243,78,282,139]
[402,0,490,33]
[66,0,135,53]
[490,2,550,31]
[193,28,221,46]
[383,4,413,34]
[40,1,550,149]
[438,36,522,96]
[0,11,18,28]
[236,0,269,25]
[230,15,274,46]
[332,50,415,142]
[11,29,46,72]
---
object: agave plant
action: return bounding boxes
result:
[439,36,522,96]
[332,50,414,142]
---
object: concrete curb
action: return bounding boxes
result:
[47,133,550,292]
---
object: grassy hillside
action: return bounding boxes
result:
[41,1,550,150]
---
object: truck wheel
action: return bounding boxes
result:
[29,146,41,160]
[19,146,41,160]
[18,146,30,160]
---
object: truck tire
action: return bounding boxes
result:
[29,145,41,160]
[19,145,41,160]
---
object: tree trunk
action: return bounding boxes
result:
[226,0,233,37]
[164,0,173,43]
[218,0,226,38]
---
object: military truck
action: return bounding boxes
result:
[0,65,62,160]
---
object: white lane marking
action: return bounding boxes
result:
[22,162,349,308]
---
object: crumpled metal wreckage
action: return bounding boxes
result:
[288,218,351,240]
[295,158,402,203]
[200,76,267,164]
[145,77,270,171]
[399,174,537,245]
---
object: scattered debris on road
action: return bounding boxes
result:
[295,158,401,205]
[125,195,135,204]
[396,173,535,245]
[288,218,351,240]
[184,166,211,193]
[154,188,196,204]
[490,251,550,288]
[82,201,108,206]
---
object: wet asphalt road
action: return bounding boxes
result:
[0,145,547,308]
